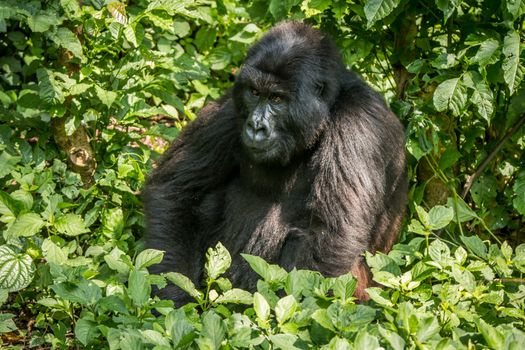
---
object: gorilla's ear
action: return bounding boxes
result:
[315,81,326,97]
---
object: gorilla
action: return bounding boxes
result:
[143,22,407,304]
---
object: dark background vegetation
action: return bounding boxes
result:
[0,0,524,348]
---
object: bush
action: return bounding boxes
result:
[0,0,524,348]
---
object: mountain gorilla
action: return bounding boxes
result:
[143,22,407,304]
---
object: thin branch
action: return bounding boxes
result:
[461,113,525,198]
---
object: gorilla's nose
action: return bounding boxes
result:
[245,118,271,143]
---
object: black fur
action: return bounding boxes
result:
[143,22,407,304]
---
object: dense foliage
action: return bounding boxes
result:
[0,0,524,348]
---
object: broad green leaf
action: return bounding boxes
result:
[275,295,298,324]
[446,197,478,223]
[205,242,231,280]
[54,213,89,236]
[108,1,127,25]
[104,247,131,274]
[253,292,270,321]
[379,325,405,350]
[460,235,487,259]
[0,191,23,219]
[470,175,497,207]
[230,24,260,44]
[269,0,301,20]
[135,249,164,270]
[42,238,68,265]
[27,12,60,32]
[4,213,45,240]
[201,311,226,350]
[269,334,300,350]
[428,239,451,264]
[75,316,100,346]
[354,331,381,349]
[416,316,441,342]
[502,30,523,94]
[140,330,170,347]
[433,77,467,116]
[242,254,287,284]
[164,272,203,300]
[123,22,144,47]
[37,68,64,104]
[51,279,102,305]
[428,205,454,230]
[435,0,462,21]
[0,152,21,180]
[215,289,253,305]
[0,245,35,292]
[49,27,84,59]
[94,85,118,109]
[512,171,525,215]
[166,309,195,348]
[364,0,401,27]
[128,269,150,307]
[476,318,505,349]
[471,38,500,66]
[194,27,217,52]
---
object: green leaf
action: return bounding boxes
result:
[364,0,401,28]
[416,316,441,342]
[75,316,100,346]
[94,85,118,109]
[200,311,226,350]
[128,269,150,307]
[230,24,260,44]
[512,171,525,215]
[166,309,195,348]
[253,292,271,321]
[0,152,21,179]
[205,242,231,280]
[0,245,35,292]
[27,12,60,32]
[108,1,127,25]
[378,325,405,350]
[37,68,64,104]
[42,238,68,265]
[428,239,451,264]
[275,295,298,324]
[0,191,23,219]
[433,77,467,116]
[194,27,217,52]
[51,279,102,305]
[471,38,500,66]
[4,213,45,240]
[54,213,89,236]
[435,0,462,21]
[215,288,252,305]
[164,272,203,300]
[476,318,504,349]
[242,254,287,284]
[104,247,131,274]
[123,23,144,47]
[460,235,487,259]
[269,0,301,20]
[135,249,164,270]
[502,30,523,94]
[428,205,454,230]
[354,331,380,350]
[269,334,301,350]
[49,27,84,59]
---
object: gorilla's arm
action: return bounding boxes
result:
[143,98,239,301]
[309,77,407,297]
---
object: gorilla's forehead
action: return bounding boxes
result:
[239,64,291,92]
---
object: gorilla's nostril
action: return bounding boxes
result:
[255,128,269,142]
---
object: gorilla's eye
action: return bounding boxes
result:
[270,94,282,103]
[250,88,260,96]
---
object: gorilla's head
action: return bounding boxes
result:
[233,22,345,166]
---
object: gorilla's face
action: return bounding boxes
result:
[239,80,291,165]
[235,66,331,166]
[233,24,344,167]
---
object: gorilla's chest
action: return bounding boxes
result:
[198,178,313,263]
